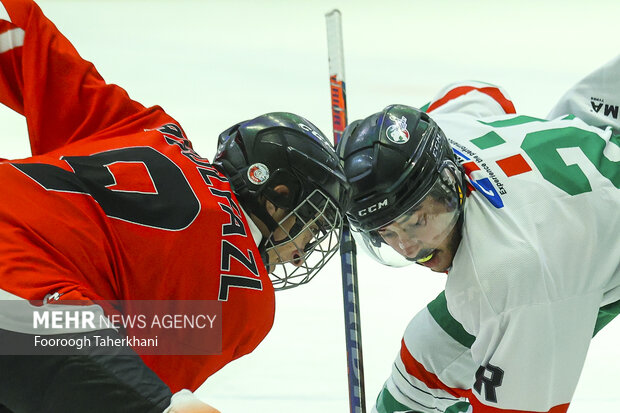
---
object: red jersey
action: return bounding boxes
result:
[0,0,274,391]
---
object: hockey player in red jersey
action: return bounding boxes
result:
[0,0,348,412]
[338,73,620,411]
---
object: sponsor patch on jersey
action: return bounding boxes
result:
[386,114,410,144]
[452,147,505,208]
[590,96,619,119]
[247,163,269,185]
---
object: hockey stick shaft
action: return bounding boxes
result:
[325,9,366,413]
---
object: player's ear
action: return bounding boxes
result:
[265,185,290,220]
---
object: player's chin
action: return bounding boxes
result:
[423,249,452,273]
[430,263,450,273]
[265,251,296,274]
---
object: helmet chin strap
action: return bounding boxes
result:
[251,198,288,270]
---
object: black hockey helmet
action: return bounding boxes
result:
[213,112,348,289]
[336,104,465,266]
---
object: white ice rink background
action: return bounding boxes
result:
[1,0,619,411]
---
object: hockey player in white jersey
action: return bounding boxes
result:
[337,56,620,413]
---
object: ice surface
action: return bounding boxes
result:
[2,0,619,410]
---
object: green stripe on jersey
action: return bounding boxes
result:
[420,102,431,113]
[427,292,476,348]
[445,401,471,413]
[594,299,620,337]
[478,115,546,127]
[375,385,418,413]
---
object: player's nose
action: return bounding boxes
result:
[292,232,317,267]
[398,236,422,258]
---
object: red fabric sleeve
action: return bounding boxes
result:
[0,0,149,155]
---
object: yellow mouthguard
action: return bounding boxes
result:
[416,252,434,263]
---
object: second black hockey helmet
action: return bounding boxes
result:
[336,104,465,266]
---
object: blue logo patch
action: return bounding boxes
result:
[452,148,504,208]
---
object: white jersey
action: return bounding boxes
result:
[374,62,620,413]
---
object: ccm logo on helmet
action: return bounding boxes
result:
[298,123,331,147]
[358,199,388,216]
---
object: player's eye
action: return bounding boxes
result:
[380,230,396,239]
[405,214,426,230]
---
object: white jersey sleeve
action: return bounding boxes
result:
[373,293,474,413]
[547,54,620,134]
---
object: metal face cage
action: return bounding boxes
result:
[266,189,343,290]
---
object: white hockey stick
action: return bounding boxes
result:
[325,9,366,413]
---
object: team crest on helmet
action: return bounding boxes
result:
[247,163,270,185]
[386,114,410,144]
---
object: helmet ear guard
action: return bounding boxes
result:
[260,170,301,211]
[436,159,466,210]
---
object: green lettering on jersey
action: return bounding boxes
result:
[470,131,505,150]
[521,128,620,195]
[479,115,546,128]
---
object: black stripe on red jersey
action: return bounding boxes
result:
[12,146,201,231]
